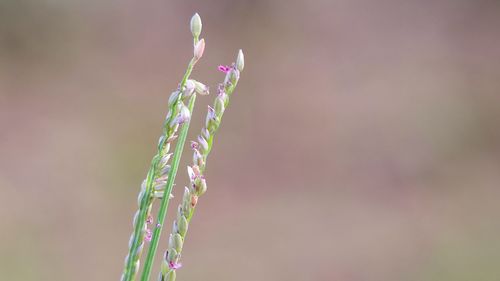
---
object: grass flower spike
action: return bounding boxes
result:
[121,14,206,281]
[159,50,244,281]
[120,12,244,281]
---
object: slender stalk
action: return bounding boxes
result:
[140,94,196,281]
[121,63,195,281]
[158,50,244,281]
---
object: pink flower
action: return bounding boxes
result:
[145,229,152,242]
[169,261,183,270]
[218,65,231,73]
[190,141,199,150]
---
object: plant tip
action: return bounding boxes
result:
[190,13,202,38]
[236,49,244,72]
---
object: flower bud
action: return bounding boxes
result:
[218,90,228,105]
[182,202,193,220]
[171,103,191,125]
[137,188,146,206]
[193,80,209,95]
[194,176,207,196]
[182,80,196,98]
[197,135,209,153]
[168,90,181,107]
[171,233,183,252]
[190,13,202,38]
[179,103,191,122]
[177,216,188,236]
[193,38,205,61]
[193,146,204,165]
[159,153,172,168]
[226,68,240,85]
[214,95,225,116]
[161,164,171,176]
[201,128,210,140]
[187,165,196,180]
[205,106,219,133]
[236,49,244,72]
[157,135,165,150]
[167,248,178,263]
[154,180,167,191]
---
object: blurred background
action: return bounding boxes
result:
[1,0,500,280]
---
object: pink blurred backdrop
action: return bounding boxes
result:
[1,1,500,280]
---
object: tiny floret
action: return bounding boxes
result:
[145,229,152,242]
[169,261,182,270]
[218,65,231,73]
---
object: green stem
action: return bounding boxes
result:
[122,58,196,281]
[141,94,197,281]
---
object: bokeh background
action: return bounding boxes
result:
[1,0,500,280]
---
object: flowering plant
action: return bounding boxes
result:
[120,13,244,281]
